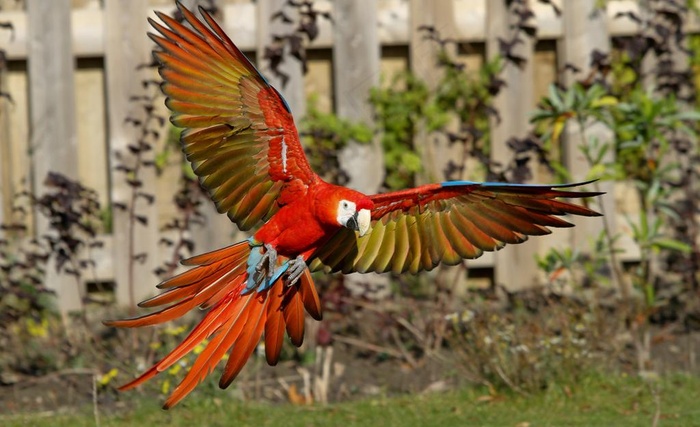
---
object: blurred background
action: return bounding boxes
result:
[1,0,700,425]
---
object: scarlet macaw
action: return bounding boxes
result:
[106,4,602,408]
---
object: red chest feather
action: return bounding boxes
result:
[253,196,334,255]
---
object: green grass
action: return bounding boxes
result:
[5,373,700,427]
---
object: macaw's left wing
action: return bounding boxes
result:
[308,181,602,275]
[149,5,317,231]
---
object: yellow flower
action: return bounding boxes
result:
[26,317,49,338]
[161,379,171,395]
[99,368,119,386]
[168,364,182,376]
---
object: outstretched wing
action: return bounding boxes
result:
[149,5,316,230]
[308,181,602,274]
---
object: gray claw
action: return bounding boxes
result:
[251,244,279,290]
[284,255,307,287]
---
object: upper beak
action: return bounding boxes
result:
[345,209,371,237]
[357,209,371,237]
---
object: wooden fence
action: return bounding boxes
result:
[0,0,671,313]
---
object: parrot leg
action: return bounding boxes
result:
[252,243,277,276]
[247,243,304,290]
[262,243,277,278]
[246,242,282,292]
[284,255,307,287]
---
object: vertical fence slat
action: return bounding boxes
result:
[257,0,306,118]
[561,0,622,291]
[0,68,9,226]
[26,0,81,313]
[104,0,159,307]
[409,0,460,184]
[332,0,390,300]
[333,0,384,193]
[486,0,541,290]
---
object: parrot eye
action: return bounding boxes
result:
[337,199,358,228]
[338,200,355,214]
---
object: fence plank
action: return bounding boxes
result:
[486,0,541,291]
[256,0,306,118]
[104,0,159,308]
[409,0,461,184]
[560,0,624,293]
[332,0,390,300]
[26,0,81,312]
[0,65,31,236]
[0,66,9,225]
[333,0,384,193]
[0,1,668,61]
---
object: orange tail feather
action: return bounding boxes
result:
[104,240,324,408]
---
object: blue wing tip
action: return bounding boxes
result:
[440,179,599,189]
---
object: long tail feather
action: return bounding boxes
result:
[264,284,286,366]
[298,268,322,321]
[283,287,306,347]
[104,240,322,408]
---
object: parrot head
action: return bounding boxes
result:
[315,185,374,237]
[336,199,372,237]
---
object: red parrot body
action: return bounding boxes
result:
[254,180,373,255]
[105,4,604,408]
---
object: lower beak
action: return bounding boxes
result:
[346,213,360,232]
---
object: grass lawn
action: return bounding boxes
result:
[4,373,700,427]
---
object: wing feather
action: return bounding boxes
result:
[391,214,411,274]
[355,218,387,273]
[372,218,397,272]
[151,4,317,231]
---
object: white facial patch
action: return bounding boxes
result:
[336,200,357,226]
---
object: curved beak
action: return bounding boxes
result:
[344,209,371,237]
[357,209,371,237]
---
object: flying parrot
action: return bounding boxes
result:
[105,4,603,408]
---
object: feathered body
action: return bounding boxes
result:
[254,180,373,255]
[105,4,604,408]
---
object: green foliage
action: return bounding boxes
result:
[531,30,700,371]
[536,231,619,290]
[299,95,372,185]
[433,54,502,145]
[368,72,437,189]
[368,55,502,188]
[449,287,621,395]
[613,89,700,182]
[532,83,616,136]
